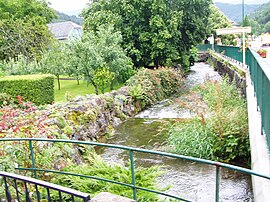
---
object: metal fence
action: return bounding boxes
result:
[197,44,270,152]
[1,138,270,202]
[246,49,270,150]
[213,45,243,63]
[0,170,90,202]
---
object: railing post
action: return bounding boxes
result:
[129,150,137,201]
[29,140,37,179]
[215,165,220,202]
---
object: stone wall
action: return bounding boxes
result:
[208,54,246,97]
[44,68,183,141]
[45,86,141,141]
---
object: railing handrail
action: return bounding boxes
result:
[0,137,269,179]
[248,48,270,81]
[1,138,270,202]
[0,171,91,200]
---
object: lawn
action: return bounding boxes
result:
[54,79,124,103]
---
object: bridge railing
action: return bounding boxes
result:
[0,170,90,202]
[246,49,270,150]
[1,138,270,202]
[198,44,270,152]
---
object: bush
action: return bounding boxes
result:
[168,79,250,163]
[0,74,54,105]
[127,68,183,106]
[51,154,162,201]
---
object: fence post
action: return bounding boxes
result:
[129,150,137,201]
[215,165,220,202]
[29,140,37,179]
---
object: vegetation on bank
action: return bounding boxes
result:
[0,67,183,200]
[168,79,250,163]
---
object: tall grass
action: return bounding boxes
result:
[168,79,250,163]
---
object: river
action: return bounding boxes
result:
[97,63,253,201]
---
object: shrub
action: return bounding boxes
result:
[0,74,54,105]
[127,68,183,106]
[51,154,162,201]
[199,79,249,163]
[168,79,250,163]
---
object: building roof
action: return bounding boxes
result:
[47,21,82,40]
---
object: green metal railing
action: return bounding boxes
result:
[213,45,243,63]
[198,44,270,151]
[1,138,270,202]
[246,49,270,150]
[197,44,243,63]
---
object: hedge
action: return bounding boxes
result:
[0,74,54,105]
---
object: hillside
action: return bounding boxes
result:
[215,2,260,22]
[250,2,270,24]
[51,11,83,25]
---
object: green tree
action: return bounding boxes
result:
[0,0,56,62]
[263,21,270,33]
[0,17,53,61]
[243,15,250,27]
[0,0,56,22]
[69,26,133,95]
[82,0,212,71]
[207,4,236,45]
[93,67,115,94]
[248,1,270,35]
[39,42,68,90]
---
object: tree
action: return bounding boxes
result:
[93,67,115,94]
[0,0,56,23]
[207,4,236,46]
[39,42,68,90]
[0,55,39,76]
[0,0,56,62]
[263,21,270,33]
[0,17,53,61]
[68,26,133,95]
[82,0,212,70]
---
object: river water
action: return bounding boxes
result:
[98,63,253,201]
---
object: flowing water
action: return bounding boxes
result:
[97,63,253,201]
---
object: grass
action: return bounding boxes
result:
[54,79,124,103]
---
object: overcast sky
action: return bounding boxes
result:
[48,0,270,14]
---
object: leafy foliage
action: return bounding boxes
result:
[93,67,115,94]
[39,42,69,90]
[168,79,250,163]
[51,154,162,201]
[248,2,270,35]
[67,26,134,95]
[0,0,56,22]
[82,0,212,70]
[0,74,54,105]
[127,67,183,106]
[0,0,56,62]
[0,55,39,76]
[208,4,236,45]
[0,17,54,61]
